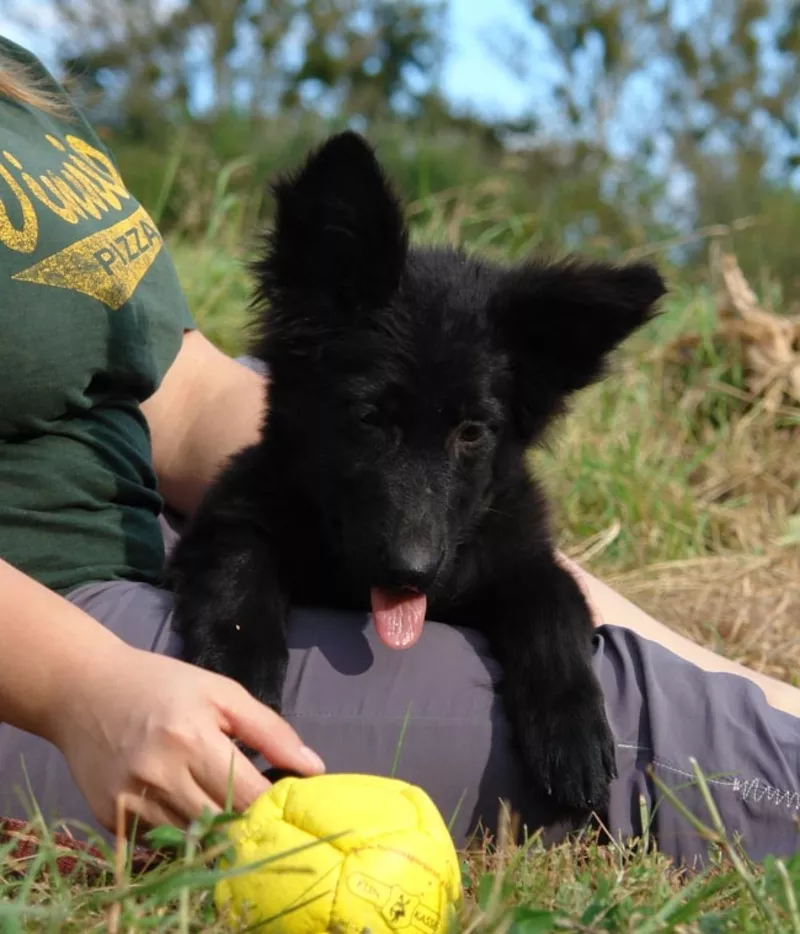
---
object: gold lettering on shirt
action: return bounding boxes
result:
[0,155,38,253]
[57,164,107,219]
[12,204,163,309]
[18,168,82,224]
[1,131,163,307]
[0,133,134,252]
[43,172,93,222]
[65,158,124,211]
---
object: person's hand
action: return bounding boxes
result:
[46,642,325,835]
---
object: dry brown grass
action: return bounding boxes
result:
[538,248,800,687]
[607,552,800,682]
[625,250,799,682]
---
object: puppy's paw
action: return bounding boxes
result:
[252,684,283,716]
[189,646,287,763]
[249,658,288,715]
[235,673,286,762]
[189,641,287,711]
[517,688,617,825]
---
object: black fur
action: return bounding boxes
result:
[168,131,667,826]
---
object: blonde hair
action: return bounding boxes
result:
[0,54,73,117]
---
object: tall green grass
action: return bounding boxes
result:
[111,112,800,301]
[4,760,800,932]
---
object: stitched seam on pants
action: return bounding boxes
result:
[651,758,800,814]
[652,757,736,787]
[731,777,800,813]
[619,748,750,792]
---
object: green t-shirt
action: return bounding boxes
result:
[0,37,196,595]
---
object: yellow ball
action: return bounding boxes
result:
[214,773,463,934]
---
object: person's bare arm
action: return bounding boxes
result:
[0,556,324,832]
[0,556,123,742]
[140,329,266,517]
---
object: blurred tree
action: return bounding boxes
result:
[519,0,799,158]
[2,0,449,132]
[282,0,447,120]
[3,0,201,135]
[507,0,800,205]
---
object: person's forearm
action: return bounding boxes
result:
[171,360,265,515]
[142,330,266,518]
[0,558,125,740]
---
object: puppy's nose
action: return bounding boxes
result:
[386,543,442,590]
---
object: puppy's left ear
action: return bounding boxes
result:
[493,257,667,437]
[254,131,407,317]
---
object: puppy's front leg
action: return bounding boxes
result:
[490,556,617,825]
[169,519,289,714]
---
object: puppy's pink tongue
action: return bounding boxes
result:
[371,588,427,649]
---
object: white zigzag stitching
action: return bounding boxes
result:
[732,777,800,812]
[616,745,800,815]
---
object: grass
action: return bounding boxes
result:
[2,175,799,931]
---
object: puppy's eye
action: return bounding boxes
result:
[358,405,381,428]
[454,421,488,447]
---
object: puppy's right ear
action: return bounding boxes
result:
[492,256,666,440]
[253,131,408,317]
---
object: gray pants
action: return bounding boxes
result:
[2,357,798,867]
[1,545,798,868]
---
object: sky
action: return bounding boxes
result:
[437,0,538,121]
[2,0,541,123]
[7,0,791,197]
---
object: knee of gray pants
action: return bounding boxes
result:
[3,578,798,867]
[0,581,548,849]
[235,607,555,846]
[593,625,800,868]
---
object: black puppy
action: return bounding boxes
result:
[168,131,666,826]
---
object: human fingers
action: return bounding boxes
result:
[215,681,326,778]
[190,734,273,814]
[114,790,189,836]
[169,770,224,824]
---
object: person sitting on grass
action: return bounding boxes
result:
[0,36,798,869]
